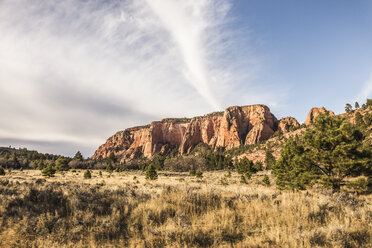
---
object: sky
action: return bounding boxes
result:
[0,0,371,157]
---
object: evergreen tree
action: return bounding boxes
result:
[355,101,360,109]
[264,149,276,170]
[263,175,270,186]
[145,164,158,180]
[189,167,196,176]
[235,157,253,174]
[84,170,92,179]
[41,164,56,177]
[73,151,84,161]
[109,153,117,163]
[240,174,247,184]
[106,161,114,173]
[55,157,70,171]
[195,170,203,178]
[37,159,45,170]
[345,103,352,113]
[151,155,165,170]
[273,114,372,191]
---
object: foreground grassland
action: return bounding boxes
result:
[0,170,371,247]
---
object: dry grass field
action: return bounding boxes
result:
[0,170,371,247]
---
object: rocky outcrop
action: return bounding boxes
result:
[179,105,277,154]
[92,104,284,160]
[278,117,300,133]
[93,120,189,160]
[304,107,335,125]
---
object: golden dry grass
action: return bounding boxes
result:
[0,170,371,247]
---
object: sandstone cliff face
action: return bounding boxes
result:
[278,117,300,133]
[304,107,335,125]
[93,120,188,160]
[179,105,277,154]
[92,105,295,160]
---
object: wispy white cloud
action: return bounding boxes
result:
[0,0,277,156]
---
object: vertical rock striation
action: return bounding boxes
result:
[92,104,298,160]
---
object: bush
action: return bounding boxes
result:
[84,170,92,179]
[263,175,270,186]
[41,164,56,177]
[164,156,207,172]
[145,164,158,180]
[189,167,196,176]
[235,157,260,175]
[106,162,114,173]
[265,150,276,170]
[55,157,70,171]
[0,166,5,176]
[240,175,247,184]
[195,170,203,178]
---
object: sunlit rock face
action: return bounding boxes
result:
[278,117,300,133]
[304,107,335,125]
[92,104,292,160]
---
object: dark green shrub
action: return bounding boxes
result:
[106,161,114,173]
[263,175,270,186]
[0,166,5,176]
[189,167,196,176]
[145,164,158,180]
[55,157,70,171]
[240,175,247,184]
[225,171,231,178]
[84,170,92,179]
[41,164,56,177]
[265,150,276,170]
[195,170,203,178]
[73,151,84,161]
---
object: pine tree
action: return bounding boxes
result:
[355,101,360,109]
[196,170,203,178]
[84,170,92,179]
[145,164,158,180]
[345,103,352,113]
[273,114,372,191]
[73,151,83,161]
[189,167,196,176]
[41,164,56,177]
[263,175,270,186]
[55,157,70,171]
[106,161,114,173]
[265,149,276,170]
[109,153,117,163]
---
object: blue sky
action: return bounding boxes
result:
[231,0,372,120]
[0,0,371,156]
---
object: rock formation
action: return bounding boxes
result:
[92,104,299,160]
[278,117,300,133]
[304,107,335,125]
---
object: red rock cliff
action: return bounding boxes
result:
[304,107,335,125]
[92,104,296,160]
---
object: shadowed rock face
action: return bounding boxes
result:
[92,104,297,160]
[304,107,335,125]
